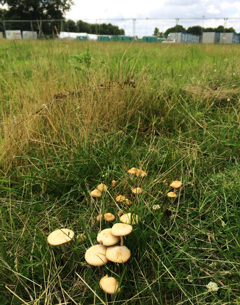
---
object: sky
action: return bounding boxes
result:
[65,0,240,36]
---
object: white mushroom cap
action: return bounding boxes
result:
[97,229,120,246]
[97,184,108,192]
[120,213,139,225]
[132,187,143,195]
[90,189,102,198]
[47,228,74,246]
[85,244,108,266]
[106,246,131,263]
[100,274,120,294]
[170,181,182,189]
[112,223,133,236]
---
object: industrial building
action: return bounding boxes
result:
[167,32,200,43]
[1,30,240,44]
[220,32,240,44]
[202,32,220,44]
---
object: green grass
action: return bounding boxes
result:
[0,40,240,304]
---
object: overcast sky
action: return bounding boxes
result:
[66,0,240,36]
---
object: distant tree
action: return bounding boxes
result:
[225,27,235,33]
[187,26,203,36]
[215,25,225,32]
[153,27,160,37]
[77,20,91,33]
[203,27,215,32]
[164,25,186,37]
[63,19,77,32]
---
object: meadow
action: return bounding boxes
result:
[0,40,240,304]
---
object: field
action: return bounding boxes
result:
[0,40,240,305]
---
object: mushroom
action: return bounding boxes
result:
[106,245,131,263]
[47,228,74,247]
[136,169,147,178]
[170,180,182,192]
[90,189,102,198]
[132,187,143,195]
[111,180,118,187]
[104,213,115,222]
[127,167,138,175]
[111,223,133,246]
[97,229,120,246]
[116,195,126,202]
[85,244,108,266]
[99,274,120,294]
[167,192,177,198]
[120,213,139,225]
[97,184,108,192]
[96,214,103,221]
[125,199,132,205]
[47,228,75,256]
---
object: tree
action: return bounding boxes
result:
[164,25,186,37]
[153,27,160,37]
[1,0,73,34]
[63,19,77,32]
[187,26,203,36]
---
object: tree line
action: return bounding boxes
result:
[0,0,124,35]
[154,25,237,37]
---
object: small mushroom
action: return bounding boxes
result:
[136,169,147,178]
[127,167,138,175]
[97,184,108,192]
[97,229,120,246]
[170,181,182,189]
[120,213,139,225]
[104,213,115,222]
[125,199,132,205]
[99,274,120,294]
[90,189,102,198]
[111,180,118,187]
[167,192,177,198]
[47,228,74,246]
[132,187,143,195]
[85,244,108,266]
[96,214,103,221]
[116,195,126,202]
[106,245,131,263]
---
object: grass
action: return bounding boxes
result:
[0,39,240,304]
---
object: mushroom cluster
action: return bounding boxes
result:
[167,180,182,199]
[85,211,140,295]
[47,169,145,297]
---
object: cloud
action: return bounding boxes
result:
[65,0,240,34]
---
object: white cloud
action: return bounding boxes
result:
[65,0,240,34]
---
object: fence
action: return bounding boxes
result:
[0,17,240,38]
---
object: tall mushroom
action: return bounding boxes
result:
[111,223,133,246]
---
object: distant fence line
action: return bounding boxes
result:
[0,17,240,36]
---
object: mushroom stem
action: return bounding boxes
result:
[120,236,124,247]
